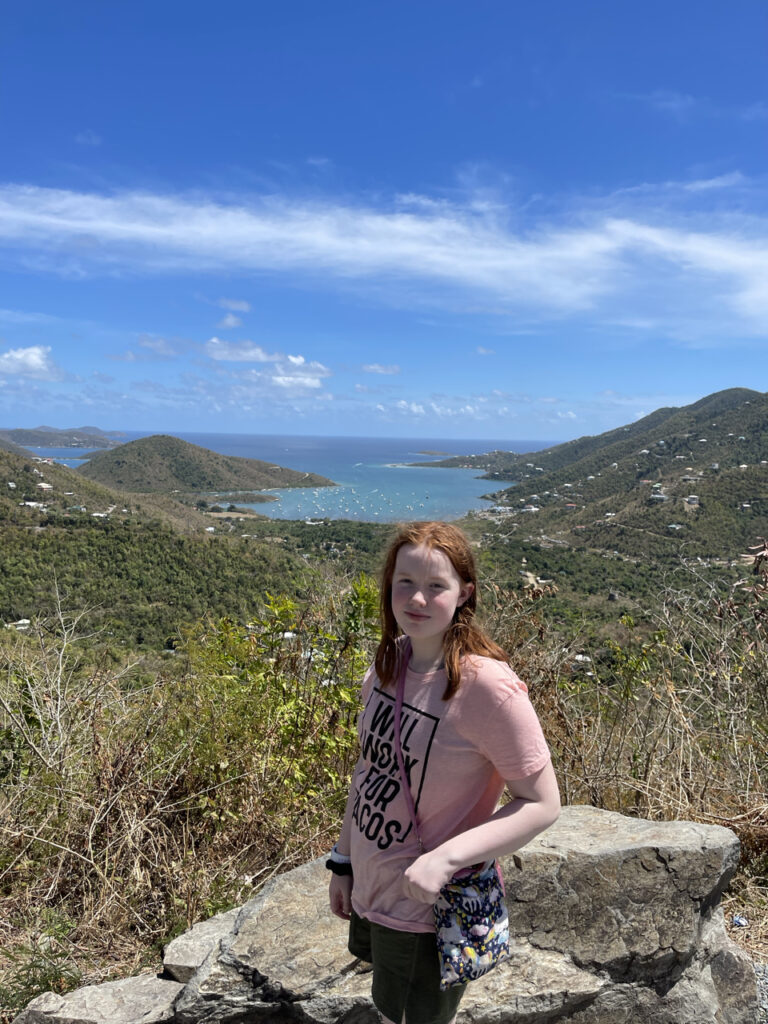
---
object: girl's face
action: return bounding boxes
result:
[391,543,473,650]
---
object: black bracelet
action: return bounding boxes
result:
[325,859,353,876]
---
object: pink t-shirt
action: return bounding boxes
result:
[349,655,551,932]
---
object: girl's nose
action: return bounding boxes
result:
[409,589,427,606]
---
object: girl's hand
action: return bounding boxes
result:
[329,873,353,920]
[403,851,454,904]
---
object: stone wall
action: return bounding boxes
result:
[14,806,759,1024]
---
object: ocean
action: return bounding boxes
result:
[24,433,552,523]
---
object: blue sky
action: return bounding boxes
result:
[1,0,766,440]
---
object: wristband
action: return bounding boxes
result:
[329,843,352,864]
[325,859,353,876]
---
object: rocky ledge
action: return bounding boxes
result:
[14,806,759,1024]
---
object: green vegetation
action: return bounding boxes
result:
[76,434,335,492]
[0,517,313,646]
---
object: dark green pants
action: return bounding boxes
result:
[348,910,466,1024]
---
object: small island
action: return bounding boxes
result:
[0,425,124,448]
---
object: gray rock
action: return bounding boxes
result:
[164,908,240,983]
[174,859,374,1024]
[458,941,604,1023]
[499,807,757,1024]
[12,973,184,1024]
[502,805,741,978]
[14,807,760,1024]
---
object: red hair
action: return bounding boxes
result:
[374,521,508,699]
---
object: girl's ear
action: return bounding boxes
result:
[457,582,474,607]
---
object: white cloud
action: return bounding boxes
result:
[0,344,62,379]
[217,312,242,329]
[273,374,323,389]
[363,363,400,374]
[396,399,425,415]
[1,182,768,342]
[205,338,331,394]
[682,172,746,192]
[476,346,494,355]
[205,338,280,362]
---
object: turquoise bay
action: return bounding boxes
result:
[26,433,550,523]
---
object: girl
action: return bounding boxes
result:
[328,522,560,1024]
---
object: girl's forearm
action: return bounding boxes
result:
[435,793,560,872]
[429,761,561,872]
[402,762,561,905]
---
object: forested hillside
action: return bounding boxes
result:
[0,446,345,643]
[76,434,335,492]
[424,388,768,566]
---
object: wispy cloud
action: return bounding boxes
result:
[363,363,400,374]
[476,346,494,355]
[1,181,767,342]
[643,90,699,118]
[625,91,768,125]
[216,313,242,329]
[682,172,746,192]
[740,101,768,122]
[138,335,178,357]
[218,297,251,312]
[74,129,102,147]
[205,338,281,362]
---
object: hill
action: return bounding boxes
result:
[423,387,768,569]
[0,433,31,455]
[0,446,347,644]
[0,426,123,448]
[75,434,335,493]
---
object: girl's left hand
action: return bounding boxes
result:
[403,851,454,903]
